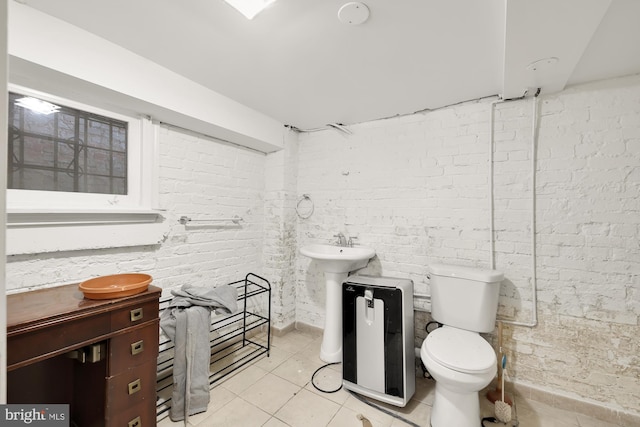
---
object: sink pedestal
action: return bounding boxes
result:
[299,244,376,364]
[320,272,347,363]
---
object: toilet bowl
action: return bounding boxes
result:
[420,264,503,427]
[421,326,496,427]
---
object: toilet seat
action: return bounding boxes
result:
[424,327,495,374]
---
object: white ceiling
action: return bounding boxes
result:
[16,0,640,130]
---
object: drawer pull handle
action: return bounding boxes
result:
[128,378,141,395]
[131,340,144,355]
[128,416,141,427]
[130,308,143,322]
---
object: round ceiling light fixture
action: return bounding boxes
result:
[338,2,370,25]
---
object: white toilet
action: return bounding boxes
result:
[420,264,503,427]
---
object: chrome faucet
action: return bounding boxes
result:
[333,233,347,246]
[347,236,357,247]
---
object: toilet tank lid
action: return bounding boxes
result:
[429,264,504,282]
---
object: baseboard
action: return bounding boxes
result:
[270,322,294,337]
[508,380,640,426]
[292,321,323,335]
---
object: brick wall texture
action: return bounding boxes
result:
[296,75,639,415]
[6,74,640,416]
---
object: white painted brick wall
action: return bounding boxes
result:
[263,129,299,329]
[6,125,267,301]
[4,72,639,417]
[296,74,640,415]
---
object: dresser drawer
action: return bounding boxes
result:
[110,300,159,332]
[7,312,111,368]
[105,398,157,427]
[109,321,159,375]
[106,359,157,414]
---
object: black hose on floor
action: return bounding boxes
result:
[310,362,422,427]
[311,362,342,393]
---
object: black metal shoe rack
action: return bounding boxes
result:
[155,273,271,422]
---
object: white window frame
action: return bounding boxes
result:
[6,85,165,255]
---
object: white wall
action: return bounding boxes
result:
[295,74,640,417]
[6,126,267,297]
[8,2,284,153]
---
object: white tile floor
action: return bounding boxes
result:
[158,329,624,427]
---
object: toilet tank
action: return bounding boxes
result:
[429,264,503,333]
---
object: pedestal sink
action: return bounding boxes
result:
[300,244,376,362]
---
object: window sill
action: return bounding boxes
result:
[7,209,168,255]
[7,209,162,227]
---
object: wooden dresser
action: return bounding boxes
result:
[7,283,161,427]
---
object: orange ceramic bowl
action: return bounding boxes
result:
[79,273,152,300]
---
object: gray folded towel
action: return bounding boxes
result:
[165,283,238,313]
[160,284,238,423]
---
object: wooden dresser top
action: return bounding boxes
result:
[7,283,162,334]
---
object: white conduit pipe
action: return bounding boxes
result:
[414,96,539,328]
[493,96,539,328]
[489,100,499,270]
[413,292,431,313]
[413,96,539,364]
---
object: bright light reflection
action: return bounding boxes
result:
[15,97,61,115]
[224,0,277,19]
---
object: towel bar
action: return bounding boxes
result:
[178,215,243,225]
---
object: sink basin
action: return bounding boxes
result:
[300,243,376,362]
[299,244,375,273]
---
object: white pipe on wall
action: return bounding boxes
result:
[489,99,499,270]
[494,95,539,328]
[413,292,431,313]
[413,95,540,329]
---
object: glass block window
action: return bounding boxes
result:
[8,91,128,195]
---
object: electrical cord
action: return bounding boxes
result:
[311,362,343,393]
[481,416,520,426]
[425,321,442,334]
[482,416,500,426]
[310,362,422,427]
